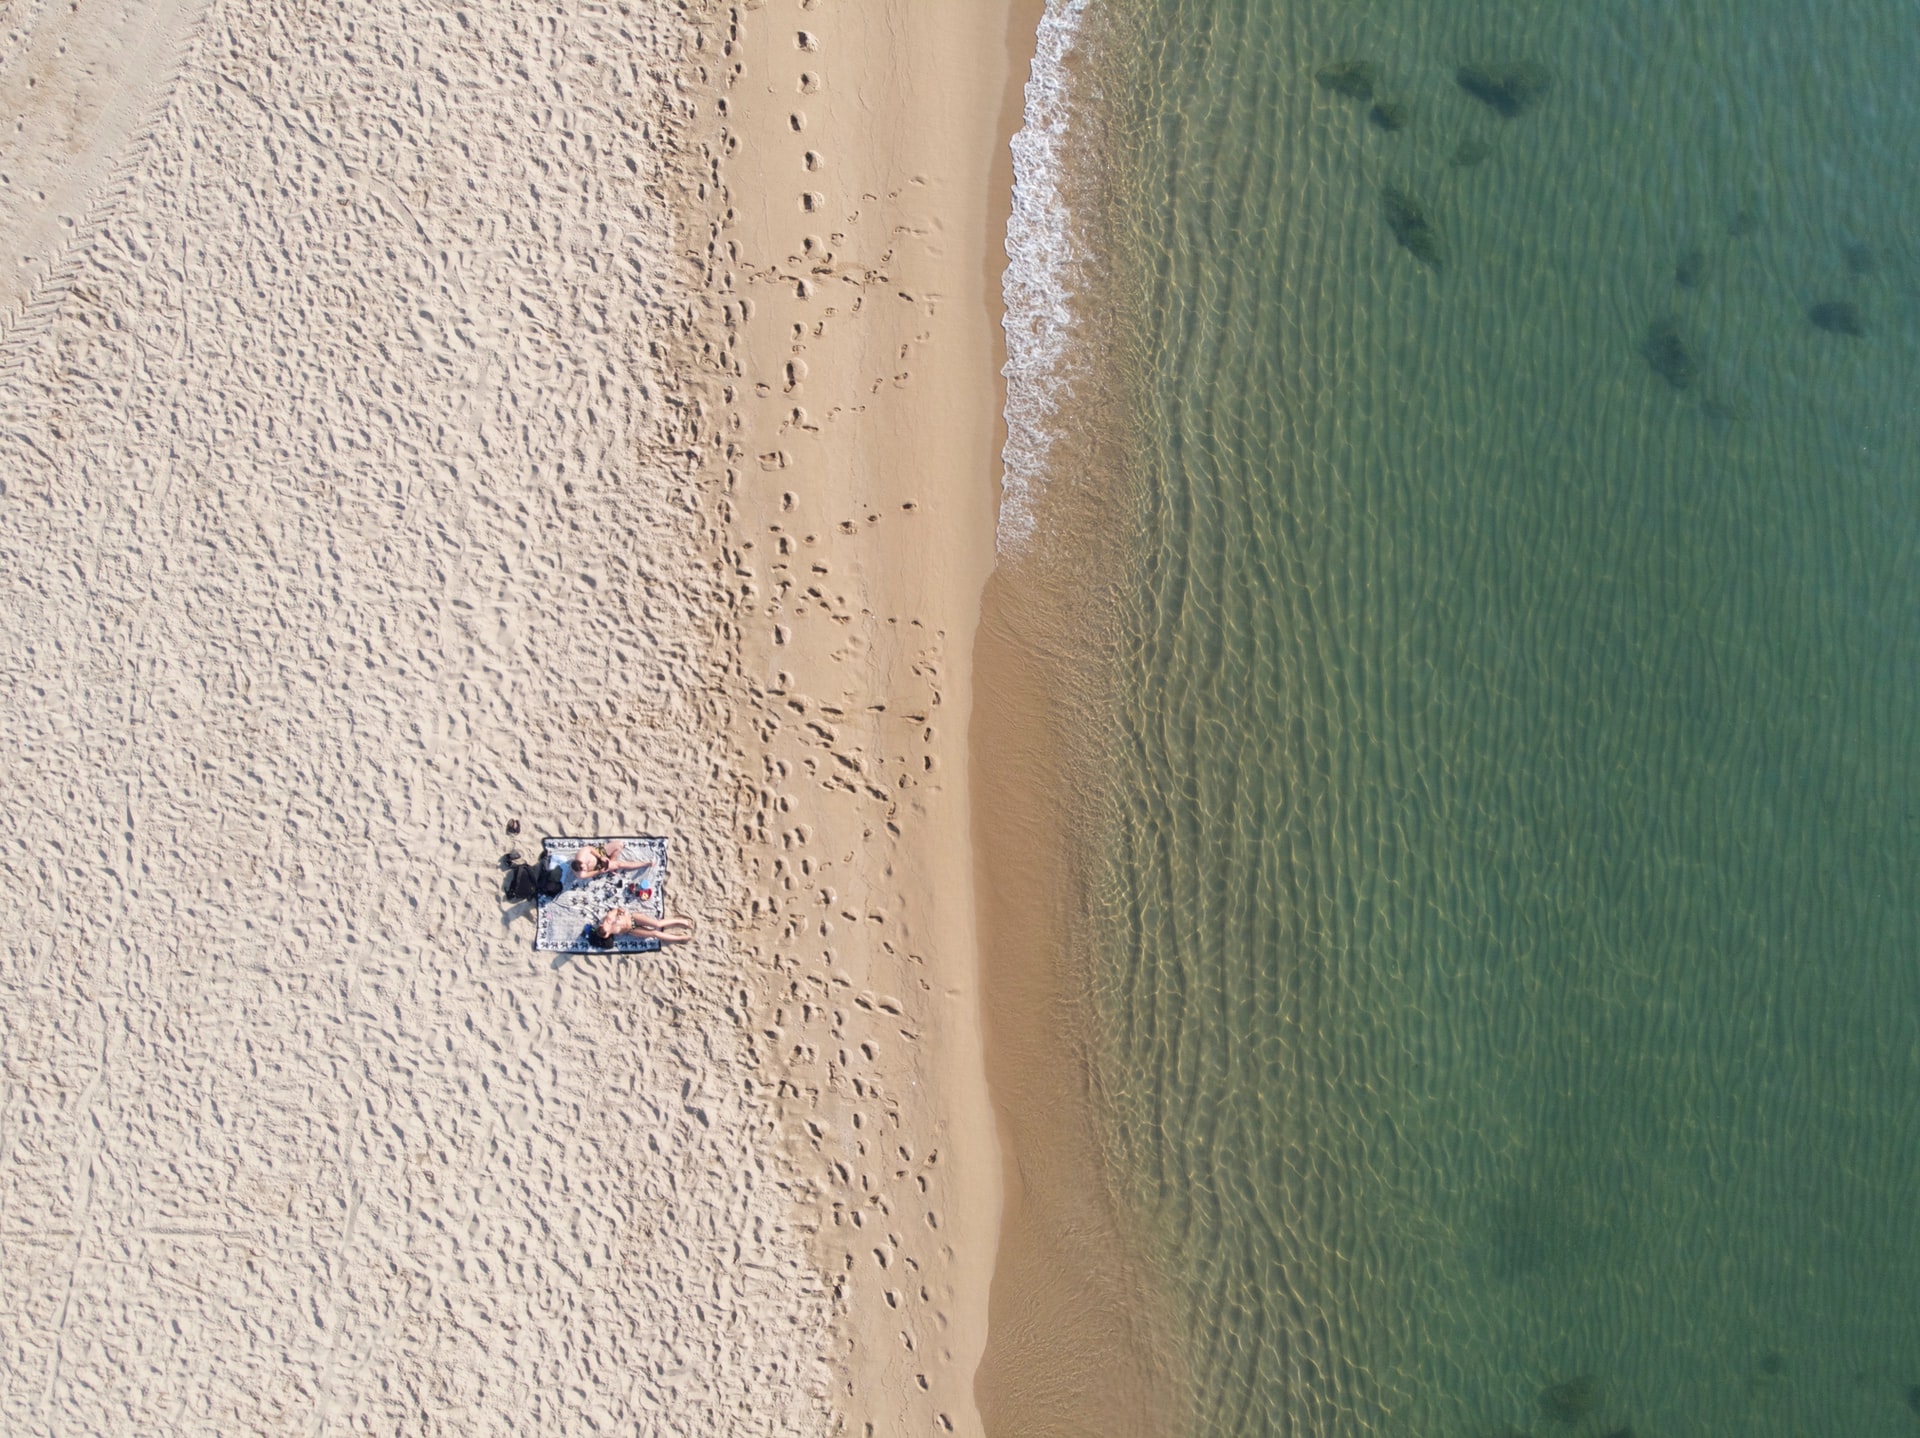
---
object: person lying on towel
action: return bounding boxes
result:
[586,907,695,948]
[570,840,653,878]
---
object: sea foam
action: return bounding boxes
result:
[1000,0,1092,554]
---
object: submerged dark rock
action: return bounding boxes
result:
[1450,137,1492,167]
[1843,240,1877,275]
[1904,1383,1920,1416]
[1456,61,1552,117]
[1675,247,1706,289]
[1316,59,1379,102]
[1383,186,1442,270]
[1540,1376,1599,1424]
[1758,1351,1786,1377]
[1810,299,1865,336]
[1642,318,1698,389]
[1369,100,1411,132]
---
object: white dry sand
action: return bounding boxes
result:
[0,1,834,1433]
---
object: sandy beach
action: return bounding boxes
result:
[697,1,1020,1433]
[0,0,1019,1432]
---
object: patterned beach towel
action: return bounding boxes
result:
[534,836,669,953]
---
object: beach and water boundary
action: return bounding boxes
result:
[3,0,1917,1432]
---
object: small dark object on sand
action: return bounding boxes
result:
[1642,318,1697,389]
[1759,1351,1786,1377]
[1809,299,1864,336]
[1383,186,1442,270]
[1317,59,1379,102]
[502,851,562,903]
[1604,1427,1634,1438]
[1369,100,1410,132]
[1905,1384,1920,1417]
[1540,1377,1599,1424]
[1457,61,1552,117]
[1843,240,1876,275]
[1675,247,1706,288]
[1450,138,1492,167]
[1728,205,1760,238]
[506,817,522,835]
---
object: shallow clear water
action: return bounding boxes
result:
[1012,0,1920,1434]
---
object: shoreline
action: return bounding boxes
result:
[972,2,1191,1429]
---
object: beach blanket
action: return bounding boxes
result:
[534,836,669,954]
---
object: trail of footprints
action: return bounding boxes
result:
[732,629,964,1435]
[698,5,969,1432]
[725,11,938,476]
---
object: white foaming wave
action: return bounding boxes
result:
[1000,0,1093,554]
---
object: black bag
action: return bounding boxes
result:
[502,852,564,903]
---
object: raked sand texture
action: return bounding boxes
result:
[0,2,832,1433]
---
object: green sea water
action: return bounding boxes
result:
[1058,1,1920,1435]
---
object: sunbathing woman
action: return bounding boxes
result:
[586,906,695,948]
[570,840,652,878]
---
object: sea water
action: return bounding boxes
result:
[1003,1,1920,1435]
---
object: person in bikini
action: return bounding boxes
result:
[569,840,652,878]
[586,906,695,949]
